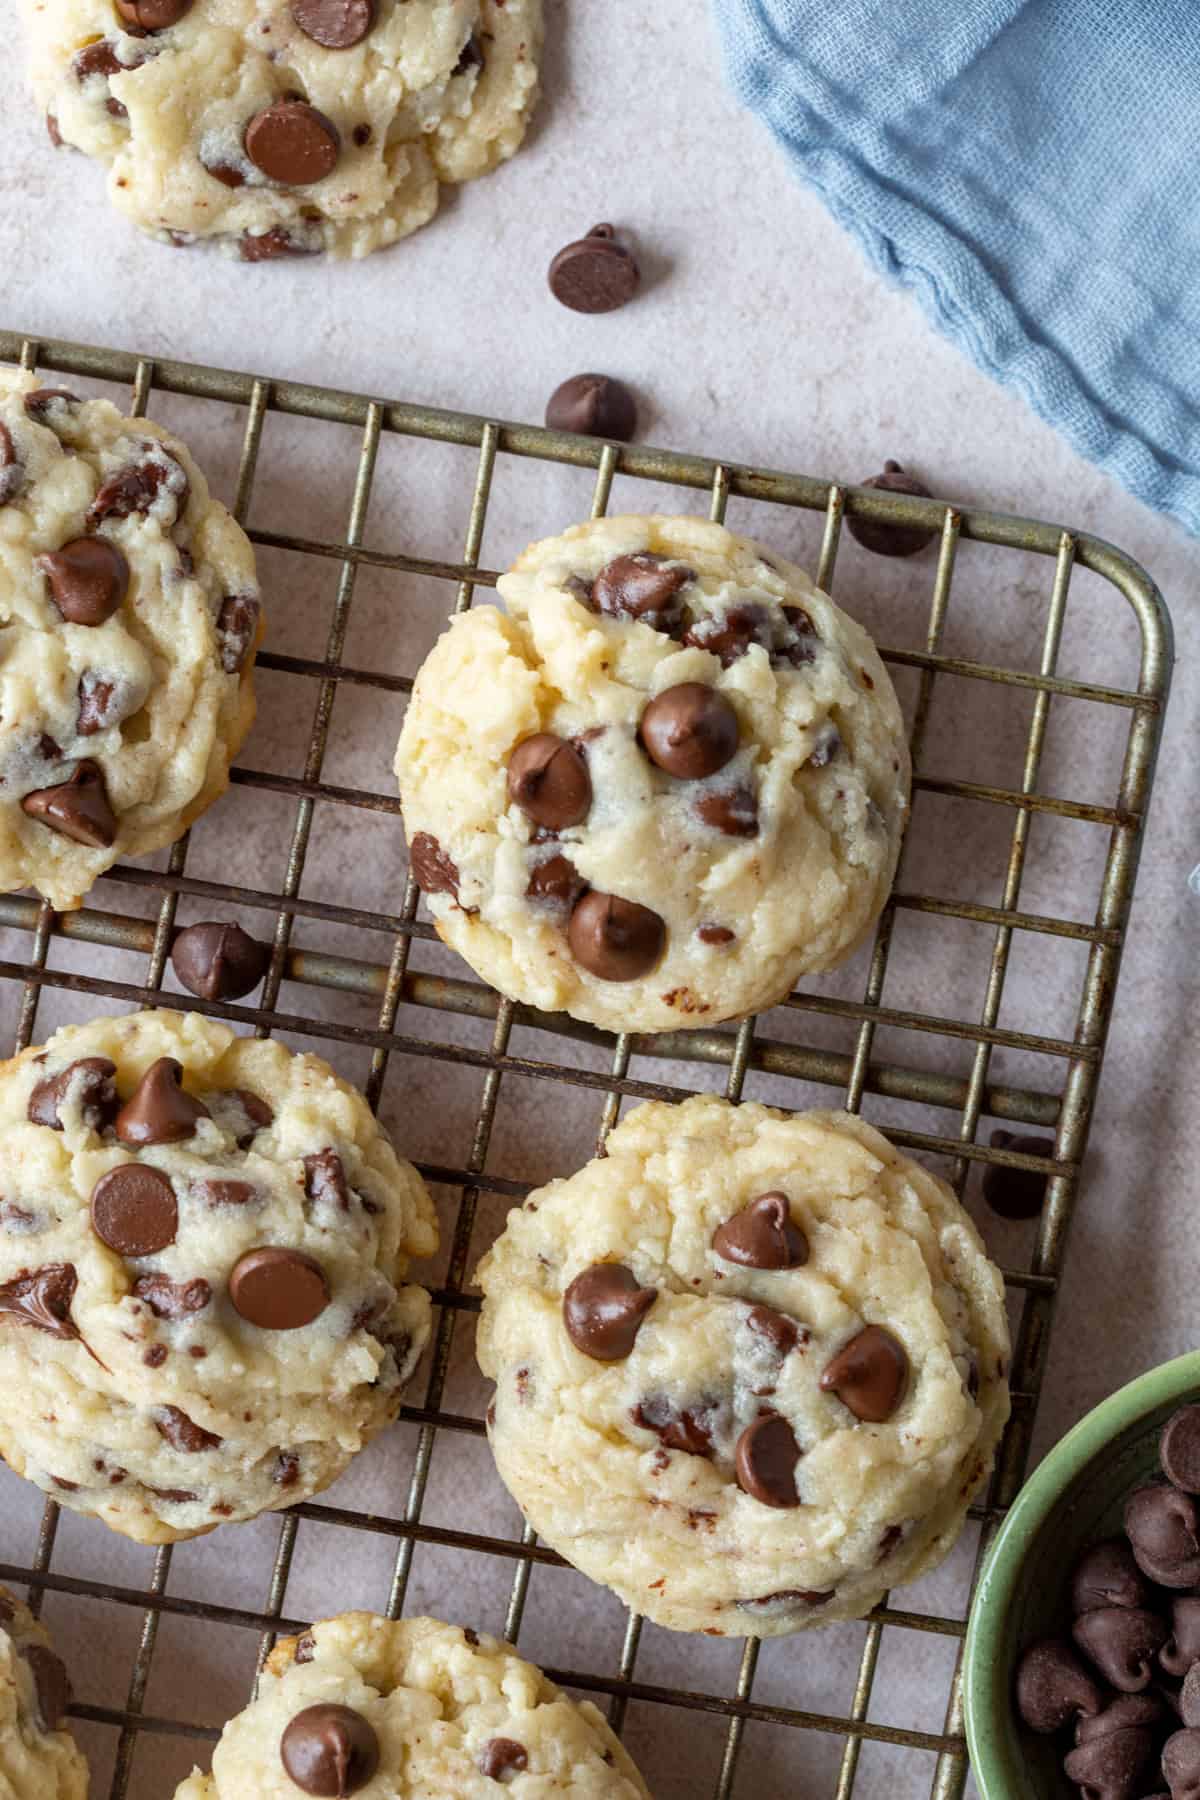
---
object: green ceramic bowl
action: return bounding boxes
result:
[964,1350,1200,1797]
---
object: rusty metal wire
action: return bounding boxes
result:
[0,329,1173,1799]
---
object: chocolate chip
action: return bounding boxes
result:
[1072,1607,1169,1693]
[1162,1406,1200,1495]
[1065,1726,1158,1798]
[808,725,841,769]
[545,373,637,441]
[197,1178,258,1208]
[215,593,261,673]
[549,224,640,313]
[143,1343,167,1367]
[22,1644,70,1732]
[133,1274,211,1319]
[73,41,132,115]
[734,1414,801,1507]
[562,1262,656,1361]
[712,1193,808,1269]
[525,853,584,911]
[479,1738,528,1782]
[0,1264,80,1341]
[155,1405,221,1452]
[681,604,772,668]
[0,424,21,507]
[88,451,189,527]
[230,1247,330,1330]
[638,684,739,782]
[746,1305,801,1359]
[202,155,246,188]
[1072,1539,1151,1615]
[1162,1599,1200,1678]
[1125,1485,1200,1588]
[232,1089,273,1146]
[90,1164,177,1256]
[171,920,270,1000]
[697,924,735,945]
[291,0,375,47]
[409,831,461,899]
[274,1450,301,1488]
[632,1394,715,1457]
[116,1057,210,1147]
[592,552,690,633]
[453,30,484,75]
[694,783,759,838]
[28,1056,117,1131]
[280,1703,380,1796]
[245,100,340,184]
[352,123,371,146]
[1077,1693,1165,1741]
[1015,1638,1105,1733]
[507,734,591,829]
[304,1149,349,1210]
[23,389,81,424]
[21,761,116,847]
[77,673,118,735]
[240,227,320,261]
[567,891,665,980]
[982,1130,1053,1220]
[115,0,192,27]
[37,733,63,762]
[294,1634,316,1664]
[846,461,938,558]
[1163,1730,1200,1800]
[820,1326,909,1423]
[0,1203,41,1235]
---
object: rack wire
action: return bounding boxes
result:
[0,328,1173,1798]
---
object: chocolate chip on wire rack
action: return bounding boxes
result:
[845,459,939,558]
[545,373,638,440]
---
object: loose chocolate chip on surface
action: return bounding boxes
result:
[115,0,193,26]
[846,460,939,558]
[409,831,461,899]
[568,891,665,980]
[21,761,116,847]
[712,1192,808,1269]
[694,783,759,838]
[215,592,261,673]
[507,734,591,829]
[22,1644,70,1732]
[155,1405,221,1452]
[592,551,690,633]
[116,1057,210,1147]
[291,0,376,48]
[1071,1538,1150,1615]
[77,673,118,736]
[90,1164,177,1256]
[548,224,640,314]
[734,1414,801,1508]
[304,1149,350,1210]
[479,1738,528,1782]
[746,1305,801,1359]
[280,1703,380,1796]
[1163,1729,1200,1800]
[40,538,128,624]
[1072,1606,1169,1693]
[563,1262,656,1361]
[1065,1724,1157,1798]
[632,1394,715,1457]
[28,1056,117,1131]
[240,227,320,261]
[245,100,340,185]
[1162,1406,1200,1495]
[1015,1637,1105,1733]
[1125,1485,1200,1588]
[88,452,188,527]
[171,920,270,1000]
[525,853,584,910]
[0,1264,80,1340]
[133,1273,211,1319]
[545,373,637,440]
[639,683,739,780]
[1162,1597,1200,1677]
[230,1247,330,1330]
[820,1325,909,1423]
[981,1129,1053,1220]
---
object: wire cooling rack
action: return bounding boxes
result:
[0,327,1173,1799]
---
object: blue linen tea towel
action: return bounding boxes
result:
[711,0,1200,535]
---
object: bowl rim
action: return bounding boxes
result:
[963,1347,1200,1797]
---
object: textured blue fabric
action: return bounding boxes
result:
[712,0,1200,534]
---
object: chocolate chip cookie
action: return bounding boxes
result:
[0,1009,437,1543]
[0,367,261,910]
[174,1612,650,1797]
[22,0,541,259]
[394,515,910,1033]
[0,1586,87,1799]
[476,1098,1010,1636]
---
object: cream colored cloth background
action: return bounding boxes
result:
[0,2,1194,1795]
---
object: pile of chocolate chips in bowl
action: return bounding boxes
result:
[1016,1403,1200,1798]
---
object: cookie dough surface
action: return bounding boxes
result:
[22,0,542,260]
[476,1098,1011,1636]
[0,367,261,910]
[0,1009,437,1543]
[174,1611,650,1798]
[395,515,910,1034]
[0,1586,88,1800]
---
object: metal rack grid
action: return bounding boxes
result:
[0,326,1173,1799]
